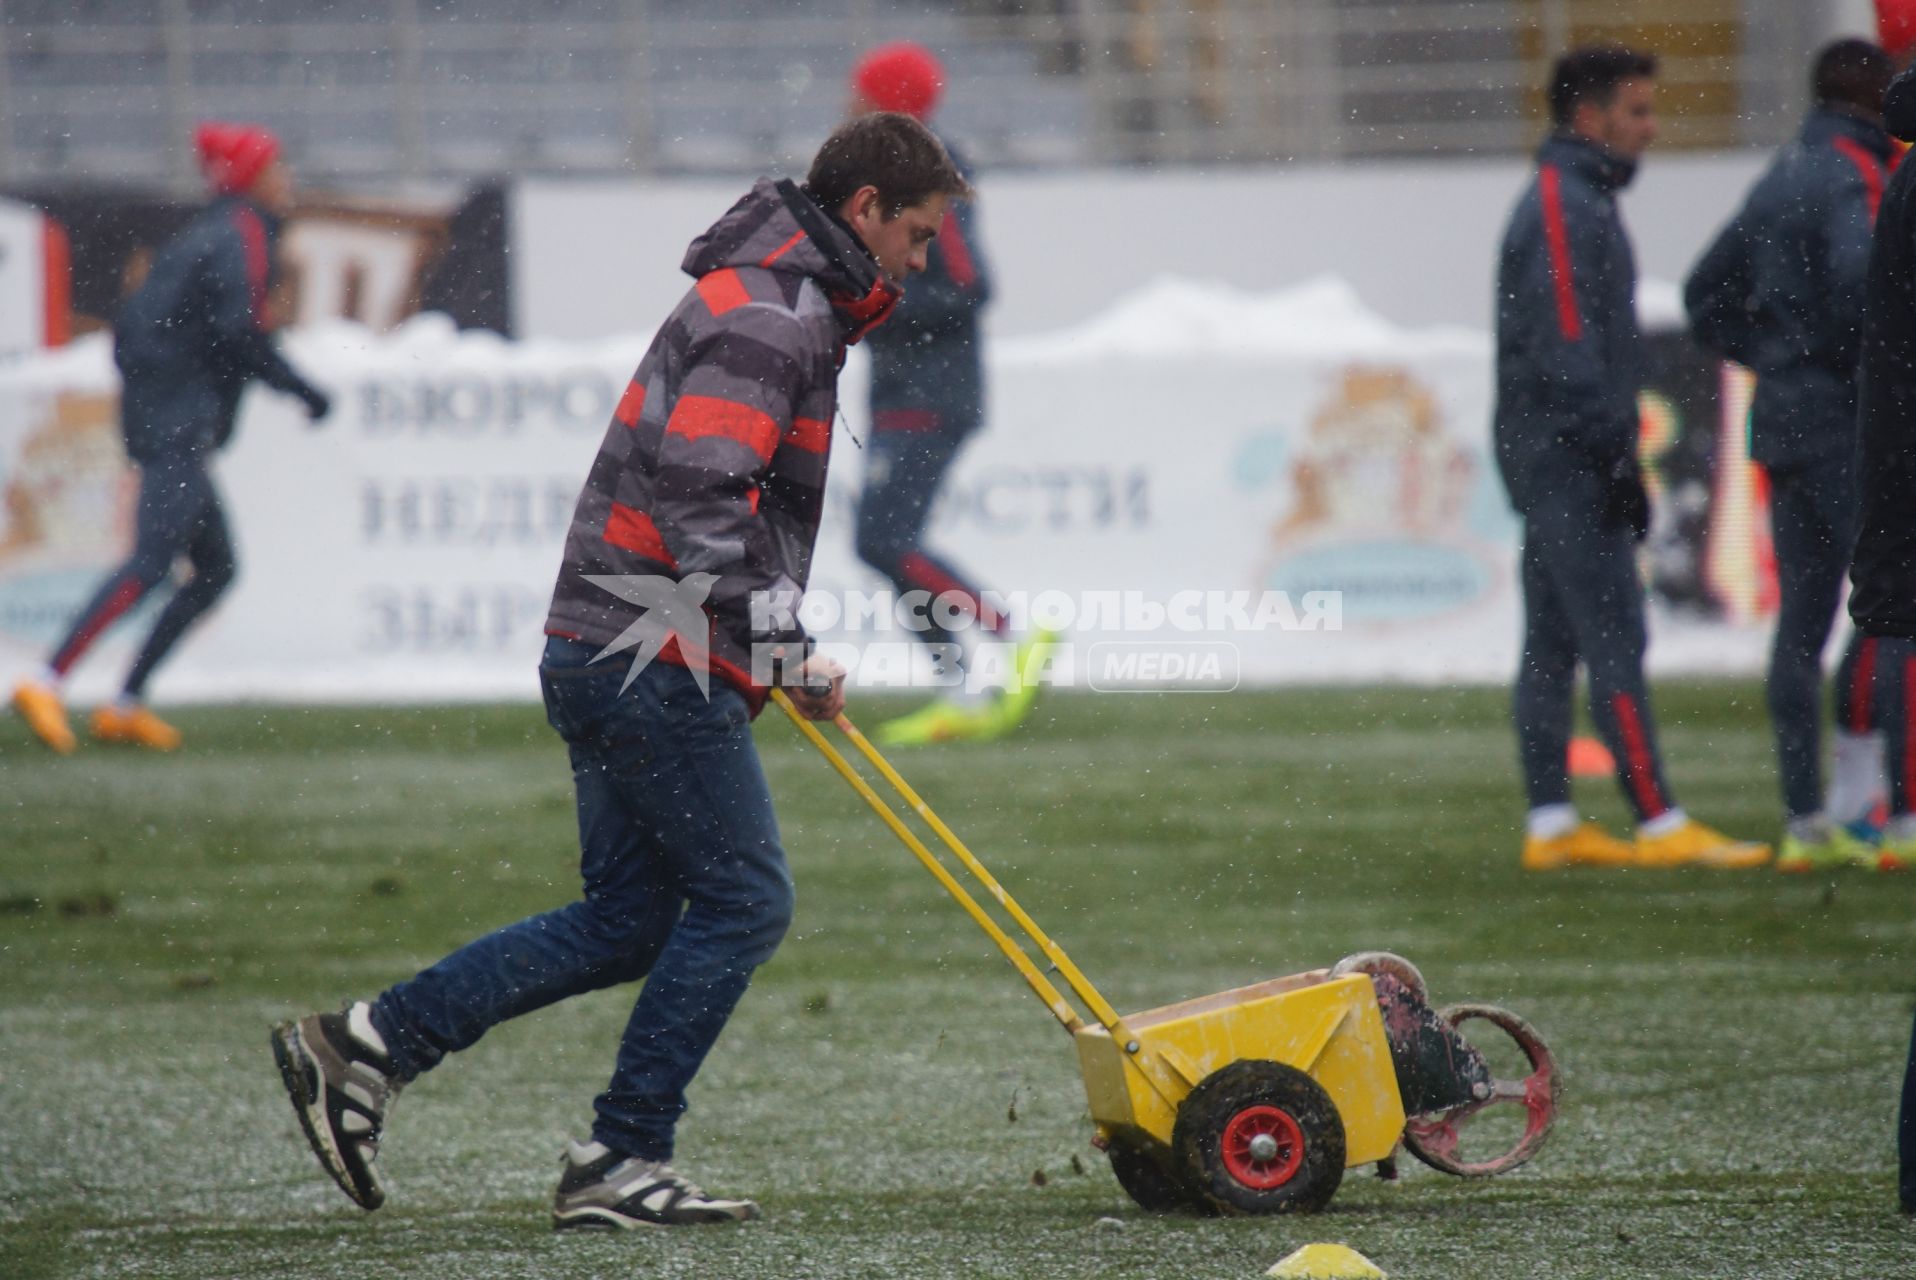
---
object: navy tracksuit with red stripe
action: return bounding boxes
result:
[48,195,325,697]
[1685,106,1894,820]
[1494,133,1675,822]
[854,134,1002,660]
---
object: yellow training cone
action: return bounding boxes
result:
[1266,1243,1386,1280]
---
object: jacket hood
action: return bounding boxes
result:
[1803,105,1894,161]
[1538,132,1637,193]
[682,177,900,342]
[1886,66,1916,142]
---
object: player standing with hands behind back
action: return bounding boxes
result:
[1494,47,1767,872]
[10,122,330,754]
[1684,39,1902,873]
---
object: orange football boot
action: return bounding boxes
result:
[91,704,182,752]
[11,680,75,754]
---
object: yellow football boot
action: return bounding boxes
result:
[992,627,1062,734]
[11,680,75,755]
[874,698,1007,746]
[1634,818,1769,870]
[1774,827,1879,874]
[1521,822,1636,870]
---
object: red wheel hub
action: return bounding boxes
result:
[1220,1104,1305,1189]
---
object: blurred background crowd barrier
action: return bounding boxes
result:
[0,1,1877,699]
[0,0,1830,184]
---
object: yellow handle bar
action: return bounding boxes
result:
[771,688,1132,1039]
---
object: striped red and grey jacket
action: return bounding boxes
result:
[544,177,899,704]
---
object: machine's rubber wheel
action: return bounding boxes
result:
[1330,950,1428,1002]
[1401,1002,1559,1178]
[1107,1141,1194,1213]
[1172,1060,1346,1215]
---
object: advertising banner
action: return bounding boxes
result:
[0,197,64,358]
[806,278,1522,691]
[0,280,1771,704]
[0,319,631,702]
[1,184,509,341]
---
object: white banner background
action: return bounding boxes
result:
[0,280,1767,704]
[0,197,51,359]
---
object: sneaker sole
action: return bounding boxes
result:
[554,1206,667,1231]
[270,1022,384,1211]
[553,1204,759,1230]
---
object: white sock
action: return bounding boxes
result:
[568,1138,612,1164]
[113,694,140,713]
[1886,814,1916,843]
[1525,804,1577,839]
[36,666,64,691]
[1827,731,1886,825]
[348,1002,389,1056]
[1785,813,1829,843]
[1638,808,1688,838]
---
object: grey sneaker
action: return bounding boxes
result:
[552,1140,760,1228]
[271,1002,402,1210]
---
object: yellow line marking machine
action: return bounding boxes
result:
[774,691,1559,1214]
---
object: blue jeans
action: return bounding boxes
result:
[370,638,794,1161]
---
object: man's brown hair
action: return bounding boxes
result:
[1548,44,1658,127]
[804,111,970,217]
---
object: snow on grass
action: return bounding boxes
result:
[3,686,1913,1278]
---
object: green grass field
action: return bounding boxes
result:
[2,682,1912,1279]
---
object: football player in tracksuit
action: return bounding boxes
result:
[272,113,968,1229]
[1685,39,1903,873]
[1494,46,1768,871]
[10,122,330,754]
[1847,54,1916,1217]
[845,42,1056,746]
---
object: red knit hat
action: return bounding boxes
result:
[850,42,944,120]
[195,122,280,195]
[1880,0,1916,60]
